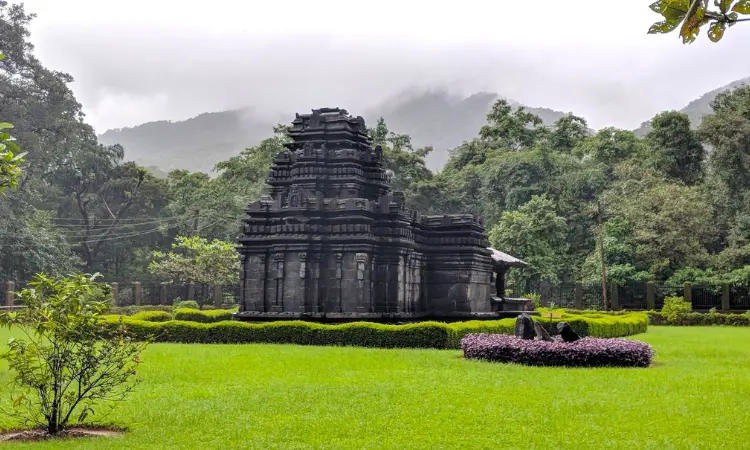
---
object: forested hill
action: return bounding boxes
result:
[634,76,750,135]
[97,90,572,172]
[97,110,278,174]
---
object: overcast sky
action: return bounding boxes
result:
[18,0,750,133]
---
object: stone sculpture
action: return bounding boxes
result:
[533,321,553,341]
[514,313,536,340]
[556,322,581,342]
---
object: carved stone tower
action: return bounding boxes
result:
[236,108,493,320]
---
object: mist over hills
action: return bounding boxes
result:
[99,79,750,174]
[97,89,572,173]
[634,76,750,136]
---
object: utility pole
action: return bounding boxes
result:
[596,199,609,310]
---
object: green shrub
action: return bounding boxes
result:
[648,311,750,326]
[524,293,542,309]
[661,296,692,322]
[109,305,172,316]
[173,308,235,323]
[173,300,200,310]
[130,310,173,322]
[105,312,648,349]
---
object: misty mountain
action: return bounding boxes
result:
[98,109,278,174]
[364,89,572,168]
[98,90,572,173]
[634,76,750,136]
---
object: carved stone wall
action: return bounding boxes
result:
[237,108,492,319]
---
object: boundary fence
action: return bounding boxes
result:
[3,279,750,311]
[506,280,750,311]
[2,280,240,308]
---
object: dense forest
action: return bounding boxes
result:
[1,2,749,290]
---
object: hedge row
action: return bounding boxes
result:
[172,308,235,323]
[647,311,750,326]
[461,334,654,367]
[130,310,173,322]
[109,305,173,316]
[103,312,648,349]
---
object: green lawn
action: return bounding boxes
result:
[1,326,749,449]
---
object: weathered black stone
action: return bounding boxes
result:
[514,313,536,340]
[556,321,581,342]
[533,321,553,341]
[237,108,493,319]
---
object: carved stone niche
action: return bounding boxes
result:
[299,252,307,279]
[335,253,343,279]
[273,252,285,279]
[356,253,368,281]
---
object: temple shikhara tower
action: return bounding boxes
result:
[236,108,498,320]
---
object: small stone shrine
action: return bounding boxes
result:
[236,108,512,321]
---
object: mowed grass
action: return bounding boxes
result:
[0,327,749,449]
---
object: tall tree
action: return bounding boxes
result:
[479,100,547,151]
[698,85,750,209]
[55,142,147,270]
[645,111,705,185]
[488,194,568,282]
[547,113,590,153]
[0,51,24,194]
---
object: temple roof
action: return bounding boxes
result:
[487,247,527,268]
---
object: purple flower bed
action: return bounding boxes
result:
[460,334,654,368]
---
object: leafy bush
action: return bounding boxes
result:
[173,308,234,323]
[648,311,750,326]
[523,293,542,309]
[130,310,173,322]
[460,334,654,367]
[0,274,148,435]
[173,300,200,310]
[104,312,648,349]
[661,296,692,321]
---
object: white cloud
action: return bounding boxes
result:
[19,0,750,132]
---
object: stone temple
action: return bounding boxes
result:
[236,108,531,321]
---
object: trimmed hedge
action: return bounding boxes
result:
[102,318,453,348]
[129,310,173,322]
[102,312,648,349]
[173,308,235,323]
[648,311,750,326]
[460,334,654,367]
[109,305,172,316]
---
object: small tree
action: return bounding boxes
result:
[149,236,240,306]
[0,274,148,435]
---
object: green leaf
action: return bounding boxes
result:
[707,21,726,41]
[648,20,682,34]
[651,0,690,19]
[0,123,14,130]
[680,5,709,44]
[727,12,740,26]
[718,0,734,13]
[732,0,750,14]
